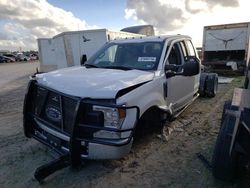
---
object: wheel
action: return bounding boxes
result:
[199,73,208,97]
[205,73,218,97]
[212,113,239,181]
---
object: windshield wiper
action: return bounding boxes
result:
[101,65,133,70]
[84,64,99,68]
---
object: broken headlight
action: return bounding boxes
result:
[92,105,126,129]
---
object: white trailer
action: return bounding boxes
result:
[38,29,143,72]
[202,22,250,73]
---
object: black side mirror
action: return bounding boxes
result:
[81,54,87,65]
[165,64,181,78]
[183,58,200,76]
[165,64,178,72]
[165,71,176,78]
[165,57,200,78]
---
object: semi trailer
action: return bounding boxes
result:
[202,22,250,73]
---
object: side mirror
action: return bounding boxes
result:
[183,58,200,76]
[165,71,176,78]
[165,64,181,78]
[80,54,87,65]
[165,64,178,72]
[165,57,200,78]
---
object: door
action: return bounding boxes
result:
[165,41,199,112]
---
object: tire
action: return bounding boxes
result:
[205,73,218,97]
[212,113,239,181]
[199,73,208,97]
[221,100,232,126]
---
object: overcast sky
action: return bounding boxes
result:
[0,0,249,51]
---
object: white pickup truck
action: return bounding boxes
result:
[23,35,217,169]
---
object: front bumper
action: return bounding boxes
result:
[23,81,139,163]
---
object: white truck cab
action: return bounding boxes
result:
[24,35,210,164]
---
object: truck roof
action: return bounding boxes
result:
[109,35,191,43]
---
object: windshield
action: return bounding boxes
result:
[86,42,163,71]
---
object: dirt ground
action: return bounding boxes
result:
[0,63,249,187]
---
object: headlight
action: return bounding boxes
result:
[92,105,126,129]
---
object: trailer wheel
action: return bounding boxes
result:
[205,73,218,97]
[199,73,208,97]
[212,114,238,181]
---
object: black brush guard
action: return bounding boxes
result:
[23,80,139,182]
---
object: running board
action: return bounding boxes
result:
[173,93,199,119]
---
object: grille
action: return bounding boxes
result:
[62,96,78,134]
[41,92,62,130]
[32,85,78,134]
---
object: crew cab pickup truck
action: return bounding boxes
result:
[23,35,217,179]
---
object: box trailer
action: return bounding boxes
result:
[202,22,250,73]
[38,29,143,72]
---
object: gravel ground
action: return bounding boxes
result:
[0,62,249,187]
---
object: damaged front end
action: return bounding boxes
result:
[23,80,139,181]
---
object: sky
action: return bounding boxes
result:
[0,0,249,51]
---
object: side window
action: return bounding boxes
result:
[180,41,188,60]
[185,40,196,57]
[168,44,181,65]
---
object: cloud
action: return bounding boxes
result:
[185,0,239,14]
[0,0,94,51]
[125,0,240,33]
[0,32,9,40]
[125,0,187,33]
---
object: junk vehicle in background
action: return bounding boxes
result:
[212,63,250,181]
[23,35,218,182]
[38,28,146,72]
[120,25,155,36]
[202,22,250,74]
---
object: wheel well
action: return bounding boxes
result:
[140,106,164,122]
[134,106,167,138]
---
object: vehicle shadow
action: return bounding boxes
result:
[27,121,163,187]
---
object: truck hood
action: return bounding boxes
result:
[36,66,154,98]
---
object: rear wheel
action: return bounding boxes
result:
[205,73,218,97]
[199,73,208,97]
